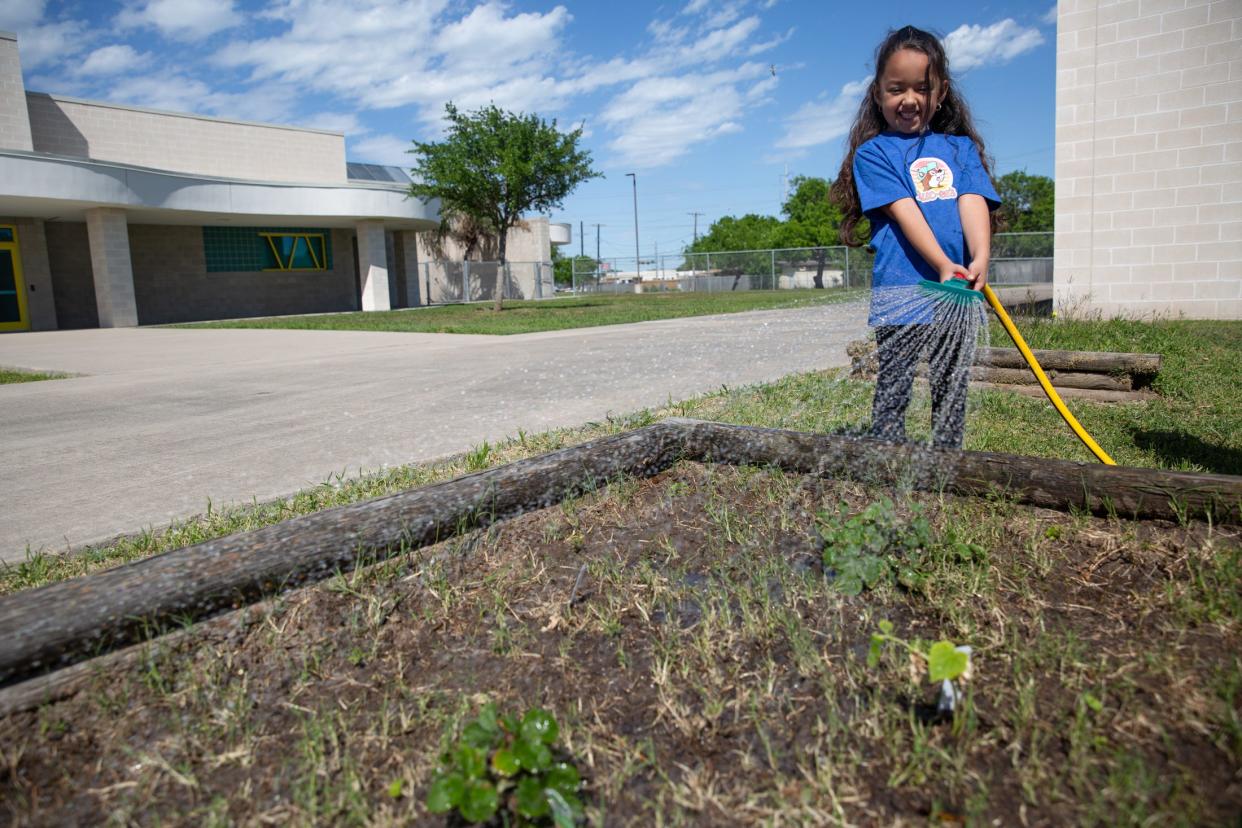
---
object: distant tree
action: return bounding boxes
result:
[551,248,598,286]
[773,175,845,288]
[685,213,782,255]
[409,103,601,310]
[682,214,781,288]
[995,171,1054,233]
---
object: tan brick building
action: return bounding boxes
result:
[0,32,559,332]
[1055,0,1242,318]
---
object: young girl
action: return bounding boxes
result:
[830,25,1001,449]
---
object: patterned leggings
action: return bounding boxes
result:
[869,317,977,450]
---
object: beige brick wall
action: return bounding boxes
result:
[128,226,358,324]
[26,93,346,184]
[1055,0,1242,319]
[414,216,554,264]
[42,222,358,327]
[86,207,139,327]
[0,33,33,151]
[44,222,99,329]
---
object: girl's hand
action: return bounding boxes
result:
[965,259,989,290]
[938,262,968,283]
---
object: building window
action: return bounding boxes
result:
[203,226,334,273]
[261,233,327,271]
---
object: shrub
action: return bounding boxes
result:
[817,498,983,595]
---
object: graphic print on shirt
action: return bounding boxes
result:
[909,157,958,203]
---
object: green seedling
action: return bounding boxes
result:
[869,619,973,714]
[426,704,584,826]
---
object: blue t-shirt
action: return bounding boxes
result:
[853,130,1000,324]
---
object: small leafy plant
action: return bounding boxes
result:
[869,619,973,714]
[817,498,931,594]
[817,498,984,595]
[426,704,584,826]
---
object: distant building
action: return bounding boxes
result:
[0,32,558,332]
[1055,1,1241,319]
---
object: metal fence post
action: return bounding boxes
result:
[844,246,850,288]
[770,250,775,291]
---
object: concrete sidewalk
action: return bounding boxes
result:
[0,301,869,562]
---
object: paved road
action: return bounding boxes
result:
[0,301,868,562]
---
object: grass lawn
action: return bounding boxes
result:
[170,289,864,335]
[0,368,67,384]
[2,316,1240,824]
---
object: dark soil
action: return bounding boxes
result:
[1,462,1239,826]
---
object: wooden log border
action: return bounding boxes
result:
[1,418,1239,698]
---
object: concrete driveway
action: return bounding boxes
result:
[0,300,868,562]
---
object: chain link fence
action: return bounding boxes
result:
[569,233,1052,294]
[414,233,1052,302]
[420,261,555,305]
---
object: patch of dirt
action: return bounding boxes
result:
[1,462,1239,826]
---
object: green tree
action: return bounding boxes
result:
[551,248,598,287]
[773,175,845,289]
[683,214,780,288]
[685,213,781,255]
[409,103,601,310]
[995,171,1054,233]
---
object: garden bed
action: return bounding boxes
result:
[2,460,1238,825]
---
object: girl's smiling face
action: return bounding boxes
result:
[876,47,946,134]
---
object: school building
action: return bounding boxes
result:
[0,31,561,333]
[1055,0,1242,319]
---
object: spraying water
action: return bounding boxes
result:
[866,280,989,451]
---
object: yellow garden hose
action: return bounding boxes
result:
[981,284,1116,465]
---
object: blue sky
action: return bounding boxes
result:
[2,0,1056,260]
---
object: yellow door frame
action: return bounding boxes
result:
[0,224,30,333]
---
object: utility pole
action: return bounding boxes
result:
[688,212,703,243]
[782,164,789,204]
[579,220,584,258]
[591,224,603,267]
[626,172,640,281]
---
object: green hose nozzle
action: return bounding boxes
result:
[919,276,983,305]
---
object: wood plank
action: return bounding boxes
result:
[0,422,684,688]
[974,346,1162,377]
[669,418,1242,526]
[969,366,1133,391]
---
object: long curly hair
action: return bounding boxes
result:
[829,25,999,247]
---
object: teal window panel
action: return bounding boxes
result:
[203,226,334,273]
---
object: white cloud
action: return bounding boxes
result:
[103,72,298,124]
[0,1,89,70]
[1041,5,1058,25]
[214,0,571,122]
[299,111,367,135]
[774,77,867,151]
[116,0,241,40]
[14,0,789,172]
[944,19,1045,72]
[746,26,793,56]
[600,63,770,168]
[350,133,413,166]
[76,45,149,76]
[0,0,46,29]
